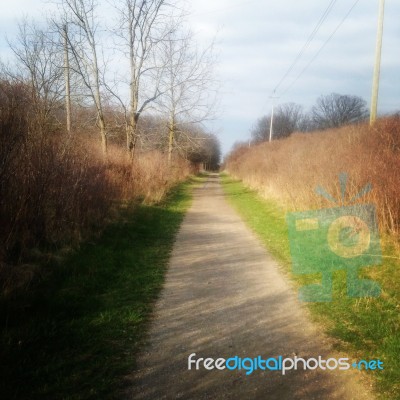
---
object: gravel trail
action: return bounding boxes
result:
[128,174,374,400]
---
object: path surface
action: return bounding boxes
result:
[128,174,373,400]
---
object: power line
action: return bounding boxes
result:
[272,0,338,94]
[280,0,361,98]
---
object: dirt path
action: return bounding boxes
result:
[128,174,374,399]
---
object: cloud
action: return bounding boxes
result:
[186,0,400,153]
[0,0,398,154]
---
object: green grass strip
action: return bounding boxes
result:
[221,174,400,400]
[0,177,195,400]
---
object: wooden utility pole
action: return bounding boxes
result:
[269,94,279,142]
[370,0,385,125]
[63,24,72,134]
[269,103,274,142]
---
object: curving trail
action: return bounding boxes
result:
[128,174,374,400]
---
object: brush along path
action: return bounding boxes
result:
[129,174,373,400]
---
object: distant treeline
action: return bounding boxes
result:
[248,93,388,143]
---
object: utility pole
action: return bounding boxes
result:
[370,0,385,125]
[269,103,274,142]
[269,94,279,142]
[63,23,72,134]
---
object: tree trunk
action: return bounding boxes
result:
[128,112,139,159]
[63,24,72,134]
[168,114,175,166]
[99,115,107,155]
[126,123,130,150]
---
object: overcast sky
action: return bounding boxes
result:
[1,0,399,155]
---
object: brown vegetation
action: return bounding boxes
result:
[225,116,400,236]
[0,79,192,277]
[0,2,220,291]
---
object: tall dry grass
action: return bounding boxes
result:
[0,80,192,281]
[105,144,191,204]
[225,117,400,235]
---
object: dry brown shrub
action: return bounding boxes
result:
[225,117,400,235]
[0,80,193,271]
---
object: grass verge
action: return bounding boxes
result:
[221,174,400,400]
[0,177,195,400]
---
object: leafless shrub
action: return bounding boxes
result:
[225,117,400,235]
[0,79,193,272]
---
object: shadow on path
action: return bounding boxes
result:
[128,174,373,400]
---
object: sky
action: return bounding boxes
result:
[1,0,399,155]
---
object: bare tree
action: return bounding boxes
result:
[158,28,217,165]
[7,19,64,131]
[113,0,172,157]
[177,125,220,170]
[297,113,315,132]
[200,133,220,171]
[251,102,303,142]
[62,23,72,134]
[59,0,108,153]
[251,115,269,143]
[274,103,303,138]
[311,93,368,130]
